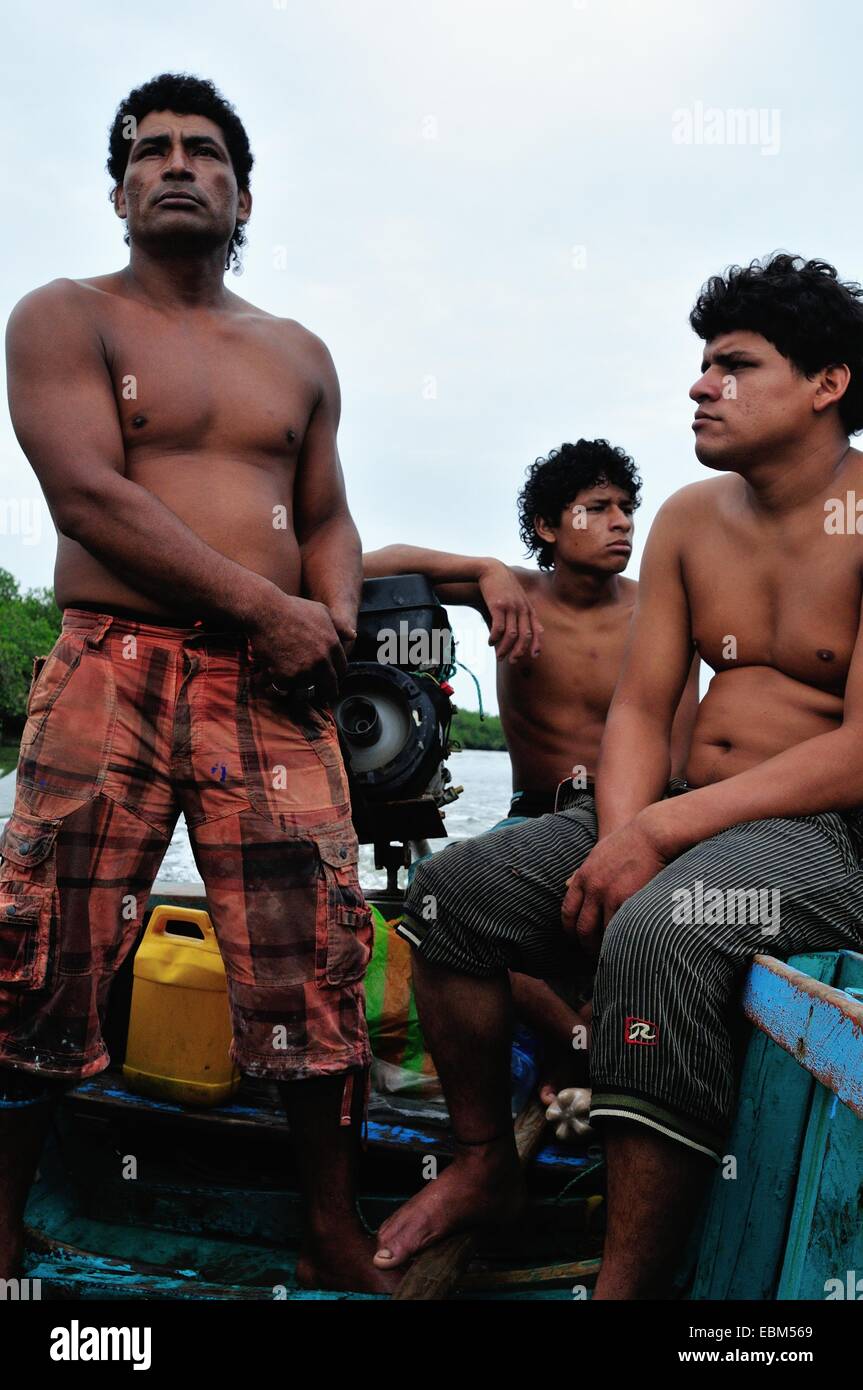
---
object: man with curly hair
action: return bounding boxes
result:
[1,74,387,1292]
[365,445,699,1108]
[368,439,699,817]
[374,254,863,1297]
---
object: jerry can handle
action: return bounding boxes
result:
[145,903,216,946]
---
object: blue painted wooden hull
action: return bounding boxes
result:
[20,884,863,1301]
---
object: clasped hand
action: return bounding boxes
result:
[561,816,669,958]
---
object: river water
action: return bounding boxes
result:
[153,747,513,889]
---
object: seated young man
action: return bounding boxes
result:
[364,442,699,1105]
[372,253,863,1297]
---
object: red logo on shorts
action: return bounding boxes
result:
[625,1016,659,1045]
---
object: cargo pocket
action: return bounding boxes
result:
[0,814,59,988]
[20,632,88,747]
[314,832,374,987]
[0,887,53,988]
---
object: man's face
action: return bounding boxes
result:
[535,481,635,574]
[689,330,813,469]
[113,110,251,257]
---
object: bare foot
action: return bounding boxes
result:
[296,1220,400,1294]
[373,1138,525,1271]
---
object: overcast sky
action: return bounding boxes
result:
[2,0,860,711]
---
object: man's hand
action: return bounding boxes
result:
[328,606,359,657]
[561,816,670,958]
[248,594,347,701]
[479,561,543,662]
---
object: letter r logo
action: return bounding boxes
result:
[625,1016,659,1045]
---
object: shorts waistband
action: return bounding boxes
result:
[509,789,558,818]
[554,776,596,812]
[62,603,251,648]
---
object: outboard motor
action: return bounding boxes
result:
[338,575,462,889]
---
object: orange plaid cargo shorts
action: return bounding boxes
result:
[0,606,373,1088]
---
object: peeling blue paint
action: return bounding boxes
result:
[742,951,863,1115]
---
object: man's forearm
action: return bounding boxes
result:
[642,725,863,858]
[61,474,283,626]
[363,543,495,585]
[595,705,673,840]
[301,512,362,627]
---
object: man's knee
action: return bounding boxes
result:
[403,854,445,923]
[406,851,436,899]
[597,889,686,986]
[603,892,663,952]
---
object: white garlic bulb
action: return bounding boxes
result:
[545,1086,594,1142]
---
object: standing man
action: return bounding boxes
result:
[0,73,389,1292]
[373,255,863,1295]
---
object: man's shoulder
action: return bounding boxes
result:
[7,276,110,341]
[230,299,333,355]
[231,302,338,389]
[652,476,734,529]
[507,566,554,602]
[10,276,92,317]
[509,564,542,587]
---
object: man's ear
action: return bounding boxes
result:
[533,514,557,545]
[111,184,127,220]
[813,362,851,415]
[236,188,252,226]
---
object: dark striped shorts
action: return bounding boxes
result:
[0,607,372,1089]
[399,783,863,1161]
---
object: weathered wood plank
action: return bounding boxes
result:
[66,1072,592,1170]
[777,951,863,1300]
[690,952,840,1300]
[742,953,863,1114]
[459,1257,601,1290]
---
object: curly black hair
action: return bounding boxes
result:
[107,73,254,271]
[690,253,863,435]
[517,440,642,570]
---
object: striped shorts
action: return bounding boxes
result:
[0,607,372,1091]
[399,785,863,1161]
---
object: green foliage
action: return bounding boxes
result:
[0,568,61,733]
[449,707,507,751]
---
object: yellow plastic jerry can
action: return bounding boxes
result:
[123,904,241,1108]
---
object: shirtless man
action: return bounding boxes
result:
[373,253,863,1296]
[0,73,390,1293]
[364,443,698,1100]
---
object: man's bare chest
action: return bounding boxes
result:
[101,311,317,463]
[687,536,863,692]
[501,606,633,717]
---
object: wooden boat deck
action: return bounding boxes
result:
[18,892,863,1300]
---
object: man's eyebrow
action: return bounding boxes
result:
[700,349,757,372]
[132,132,226,151]
[182,134,225,149]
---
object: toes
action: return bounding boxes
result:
[374,1216,413,1267]
[373,1235,416,1269]
[374,1206,436,1269]
[376,1212,396,1242]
